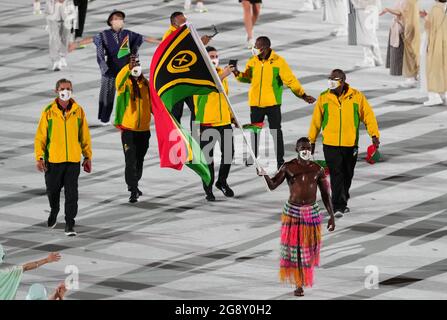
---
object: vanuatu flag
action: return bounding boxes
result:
[117,35,130,59]
[149,24,221,186]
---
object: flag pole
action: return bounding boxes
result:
[188,23,271,191]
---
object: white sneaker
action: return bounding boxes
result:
[298,0,315,12]
[33,1,42,15]
[52,60,61,71]
[59,57,68,67]
[355,59,375,68]
[334,211,344,218]
[195,1,207,12]
[423,93,443,106]
[399,78,418,88]
[184,0,191,10]
[247,37,255,49]
[330,28,348,37]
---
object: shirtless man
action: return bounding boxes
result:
[258,137,335,297]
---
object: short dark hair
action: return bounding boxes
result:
[170,11,184,25]
[296,137,310,146]
[332,69,346,81]
[55,79,72,90]
[256,36,271,48]
[206,46,217,52]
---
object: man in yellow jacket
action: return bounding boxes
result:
[34,79,92,236]
[195,46,236,201]
[234,36,316,169]
[114,55,151,203]
[308,69,380,218]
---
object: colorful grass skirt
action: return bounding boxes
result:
[279,201,322,288]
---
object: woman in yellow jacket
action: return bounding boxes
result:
[114,55,151,203]
[34,79,92,236]
[308,69,380,218]
[234,36,316,169]
[194,46,235,201]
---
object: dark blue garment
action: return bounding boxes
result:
[93,29,143,77]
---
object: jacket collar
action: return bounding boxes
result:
[51,99,79,115]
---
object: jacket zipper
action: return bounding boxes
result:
[64,114,69,161]
[137,98,141,129]
[338,97,342,146]
[258,63,264,106]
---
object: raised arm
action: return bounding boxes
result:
[22,252,61,272]
[234,59,253,83]
[317,168,335,231]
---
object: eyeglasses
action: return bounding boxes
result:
[328,77,342,81]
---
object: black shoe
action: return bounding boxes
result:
[334,210,344,218]
[65,225,77,237]
[129,190,139,203]
[342,207,350,214]
[206,191,215,201]
[137,188,143,196]
[215,181,234,197]
[47,213,58,229]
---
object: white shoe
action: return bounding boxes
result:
[423,93,443,106]
[355,59,375,68]
[33,2,42,15]
[59,57,68,67]
[52,60,61,71]
[247,37,255,49]
[298,3,315,12]
[195,1,207,12]
[313,0,322,9]
[334,211,344,218]
[331,28,348,37]
[399,78,418,88]
[184,0,191,10]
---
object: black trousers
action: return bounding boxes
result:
[98,76,116,123]
[250,105,284,168]
[45,162,81,227]
[171,97,195,130]
[323,145,358,211]
[200,124,234,191]
[121,130,151,191]
[74,0,88,38]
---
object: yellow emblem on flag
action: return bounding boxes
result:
[167,50,197,74]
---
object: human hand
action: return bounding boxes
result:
[55,283,67,300]
[36,160,47,172]
[68,42,77,53]
[327,216,335,232]
[419,10,428,18]
[379,8,388,16]
[256,167,267,176]
[129,55,137,69]
[82,159,92,173]
[201,35,211,45]
[372,136,380,148]
[303,94,316,104]
[47,252,61,263]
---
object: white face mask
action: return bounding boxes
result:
[111,19,124,31]
[131,66,142,77]
[58,89,72,101]
[251,47,261,56]
[299,150,312,161]
[211,58,219,67]
[328,79,341,90]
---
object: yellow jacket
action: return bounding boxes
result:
[35,100,92,163]
[162,25,177,41]
[236,50,305,107]
[308,85,380,147]
[114,64,151,131]
[194,67,233,127]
